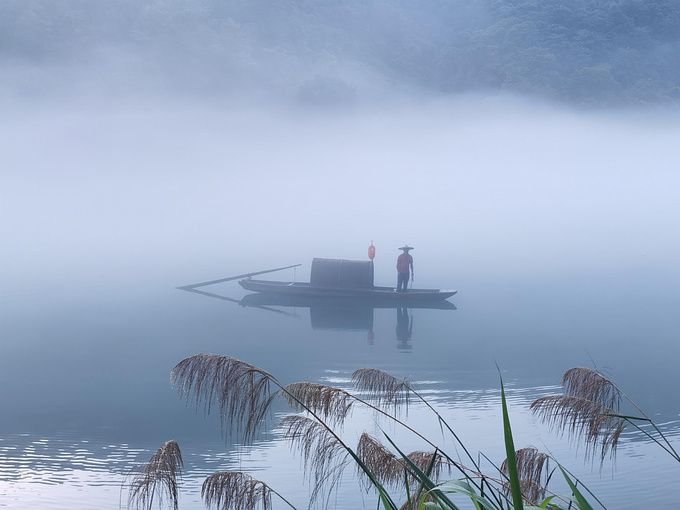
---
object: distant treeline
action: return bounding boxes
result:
[2,0,679,106]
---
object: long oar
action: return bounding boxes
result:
[176,264,301,290]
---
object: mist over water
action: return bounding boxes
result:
[4,95,680,403]
[4,97,680,288]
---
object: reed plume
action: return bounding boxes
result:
[283,382,355,426]
[127,440,183,510]
[406,450,447,481]
[357,434,448,489]
[500,447,551,504]
[351,368,411,410]
[202,471,272,510]
[562,367,620,410]
[531,367,626,461]
[171,354,277,442]
[356,433,403,484]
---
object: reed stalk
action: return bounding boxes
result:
[154,356,619,510]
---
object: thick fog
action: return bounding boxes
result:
[3,98,680,296]
[2,0,680,296]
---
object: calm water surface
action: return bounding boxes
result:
[3,104,680,508]
[2,262,679,509]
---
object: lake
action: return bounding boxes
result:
[2,261,679,509]
[2,99,680,508]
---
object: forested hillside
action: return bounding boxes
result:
[2,0,679,106]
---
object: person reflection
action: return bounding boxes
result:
[396,307,412,351]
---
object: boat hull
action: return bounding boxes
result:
[239,292,456,310]
[238,278,457,301]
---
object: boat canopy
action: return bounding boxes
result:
[310,258,374,289]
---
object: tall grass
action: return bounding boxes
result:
[126,358,673,510]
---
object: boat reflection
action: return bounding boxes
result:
[396,307,412,351]
[178,286,455,351]
[239,293,455,352]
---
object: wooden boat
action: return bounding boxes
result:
[179,256,457,305]
[238,257,456,303]
[238,278,456,302]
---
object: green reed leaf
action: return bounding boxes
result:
[558,465,594,510]
[500,376,524,510]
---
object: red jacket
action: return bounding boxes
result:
[397,253,413,274]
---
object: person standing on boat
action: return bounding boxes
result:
[396,245,414,292]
